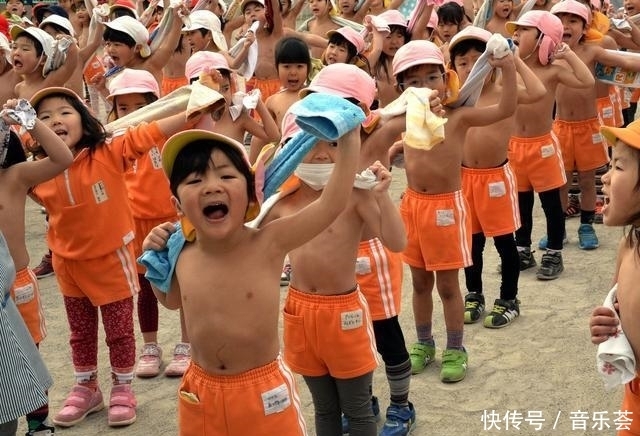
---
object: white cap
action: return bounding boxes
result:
[39,14,76,37]
[104,16,151,58]
[10,25,55,58]
[182,10,227,51]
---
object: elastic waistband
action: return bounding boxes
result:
[187,356,282,388]
[288,285,360,305]
[461,160,509,174]
[403,188,462,201]
[553,117,599,126]
[510,132,553,143]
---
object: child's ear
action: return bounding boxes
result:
[171,196,183,215]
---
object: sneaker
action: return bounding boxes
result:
[280,262,292,286]
[164,343,191,377]
[33,253,54,279]
[518,248,537,271]
[578,223,599,250]
[564,194,581,218]
[464,293,485,324]
[409,342,435,375]
[52,385,104,427]
[341,396,380,434]
[25,422,55,435]
[379,402,416,436]
[135,343,162,378]
[484,299,520,329]
[536,251,564,280]
[107,384,137,427]
[594,196,604,224]
[440,348,468,383]
[537,233,568,250]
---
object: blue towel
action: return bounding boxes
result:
[137,222,186,293]
[291,93,366,141]
[263,131,318,199]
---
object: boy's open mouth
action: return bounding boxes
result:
[203,202,228,219]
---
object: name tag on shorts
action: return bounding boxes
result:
[436,209,455,227]
[149,147,162,169]
[14,282,34,305]
[341,309,363,330]
[540,144,555,159]
[262,384,291,416]
[488,181,506,198]
[592,133,603,144]
[92,181,108,204]
[602,106,613,119]
[355,257,371,275]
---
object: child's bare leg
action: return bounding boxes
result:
[435,269,468,383]
[408,267,436,374]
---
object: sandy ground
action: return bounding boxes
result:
[17,171,626,436]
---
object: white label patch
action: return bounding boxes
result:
[92,181,108,204]
[149,147,162,169]
[14,283,34,305]
[355,257,371,275]
[592,133,603,144]
[602,106,613,119]
[123,230,135,246]
[436,209,455,227]
[341,309,363,330]
[540,144,555,159]
[262,384,291,416]
[488,181,506,198]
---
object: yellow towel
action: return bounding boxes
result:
[380,87,447,150]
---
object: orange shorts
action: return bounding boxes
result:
[246,77,282,103]
[611,86,624,127]
[283,286,379,378]
[597,95,616,128]
[461,163,521,237]
[178,357,307,436]
[10,268,46,344]
[52,244,139,306]
[552,118,609,172]
[632,88,640,103]
[133,216,178,274]
[508,132,567,192]
[356,238,403,321]
[400,189,472,271]
[162,76,189,97]
[619,377,640,435]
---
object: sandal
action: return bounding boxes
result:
[53,385,104,427]
[108,384,137,427]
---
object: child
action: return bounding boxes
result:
[11,25,78,100]
[140,118,363,435]
[549,0,640,251]
[297,0,340,58]
[589,118,640,436]
[486,0,515,36]
[390,39,517,381]
[504,10,594,279]
[0,98,73,435]
[259,64,407,435]
[448,26,546,328]
[0,30,19,104]
[105,68,193,379]
[185,51,280,145]
[322,26,369,73]
[28,86,218,428]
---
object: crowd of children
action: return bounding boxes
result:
[2,0,640,433]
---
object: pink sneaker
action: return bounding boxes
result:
[164,343,191,377]
[52,385,104,427]
[135,343,162,378]
[108,384,137,427]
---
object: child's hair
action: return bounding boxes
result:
[169,139,256,206]
[1,131,27,169]
[16,33,45,57]
[33,91,109,156]
[274,36,311,72]
[374,25,409,81]
[449,39,487,71]
[437,2,465,26]
[107,92,159,122]
[103,27,136,47]
[328,32,357,62]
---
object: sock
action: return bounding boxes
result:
[580,209,595,225]
[386,359,411,406]
[415,324,433,345]
[112,370,135,385]
[446,330,464,350]
[75,369,98,390]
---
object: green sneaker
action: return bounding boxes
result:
[440,348,468,383]
[409,342,435,374]
[464,293,485,324]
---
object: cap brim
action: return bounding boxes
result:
[505,22,518,35]
[107,86,159,101]
[162,129,247,177]
[601,125,640,148]
[10,24,27,41]
[30,87,83,109]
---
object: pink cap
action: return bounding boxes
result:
[377,9,407,27]
[299,63,376,109]
[448,25,492,54]
[107,68,159,101]
[185,51,231,80]
[392,40,444,76]
[326,26,366,54]
[506,10,562,65]
[279,109,300,144]
[428,9,438,28]
[104,16,151,58]
[550,0,592,25]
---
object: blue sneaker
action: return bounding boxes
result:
[538,233,568,250]
[578,223,599,250]
[379,402,416,436]
[342,396,380,434]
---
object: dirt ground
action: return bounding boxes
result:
[18,170,625,436]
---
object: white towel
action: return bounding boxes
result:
[596,285,637,390]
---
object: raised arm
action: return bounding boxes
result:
[514,53,546,104]
[554,43,595,89]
